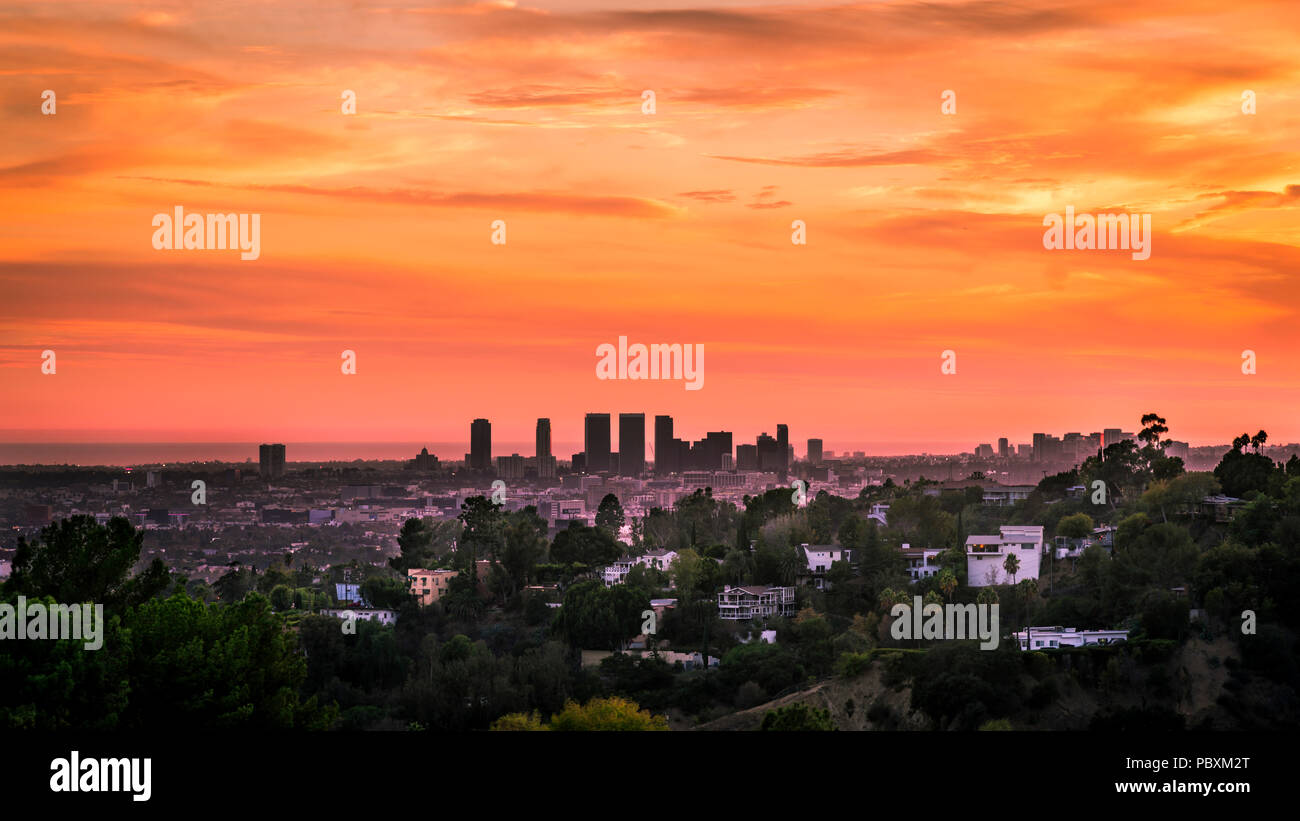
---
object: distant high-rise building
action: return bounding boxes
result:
[571,452,586,473]
[259,443,285,479]
[536,418,551,460]
[413,447,439,471]
[585,413,612,472]
[470,418,492,471]
[1102,428,1126,450]
[756,432,781,472]
[807,439,824,465]
[654,415,676,475]
[535,418,556,478]
[497,454,525,480]
[997,438,1010,458]
[976,443,994,459]
[619,413,645,476]
[687,431,731,471]
[776,424,789,478]
[736,444,758,471]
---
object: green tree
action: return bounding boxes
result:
[489,508,548,601]
[1056,513,1094,540]
[546,697,669,731]
[550,523,623,569]
[269,584,292,611]
[457,496,506,571]
[552,580,649,650]
[760,702,834,731]
[389,517,435,574]
[6,516,169,612]
[595,494,625,539]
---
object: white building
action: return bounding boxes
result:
[965,525,1043,587]
[319,608,398,626]
[1014,626,1128,650]
[717,585,796,621]
[981,485,1035,506]
[868,503,889,527]
[900,544,944,582]
[799,544,854,590]
[602,549,679,587]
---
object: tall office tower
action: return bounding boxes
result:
[535,418,555,478]
[259,443,286,479]
[703,431,732,470]
[1032,433,1047,462]
[807,438,824,465]
[470,418,492,471]
[776,424,789,478]
[997,438,1010,458]
[756,432,781,472]
[676,439,691,471]
[654,415,676,475]
[571,452,586,473]
[618,413,645,476]
[585,413,611,472]
[536,418,551,460]
[736,444,758,471]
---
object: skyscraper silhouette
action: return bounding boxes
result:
[619,413,645,476]
[470,418,492,471]
[536,418,555,478]
[655,415,676,475]
[585,413,611,472]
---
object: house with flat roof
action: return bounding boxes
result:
[966,525,1044,587]
[900,544,944,582]
[1014,626,1128,650]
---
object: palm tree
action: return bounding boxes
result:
[938,568,957,602]
[1251,430,1268,453]
[1003,553,1020,585]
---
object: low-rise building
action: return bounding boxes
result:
[408,568,459,606]
[799,544,854,589]
[602,549,678,587]
[1014,626,1128,650]
[901,544,944,582]
[319,608,398,626]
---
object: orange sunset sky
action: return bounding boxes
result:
[1,0,1298,456]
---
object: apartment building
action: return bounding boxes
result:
[407,568,459,606]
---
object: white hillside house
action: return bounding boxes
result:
[965,525,1043,587]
